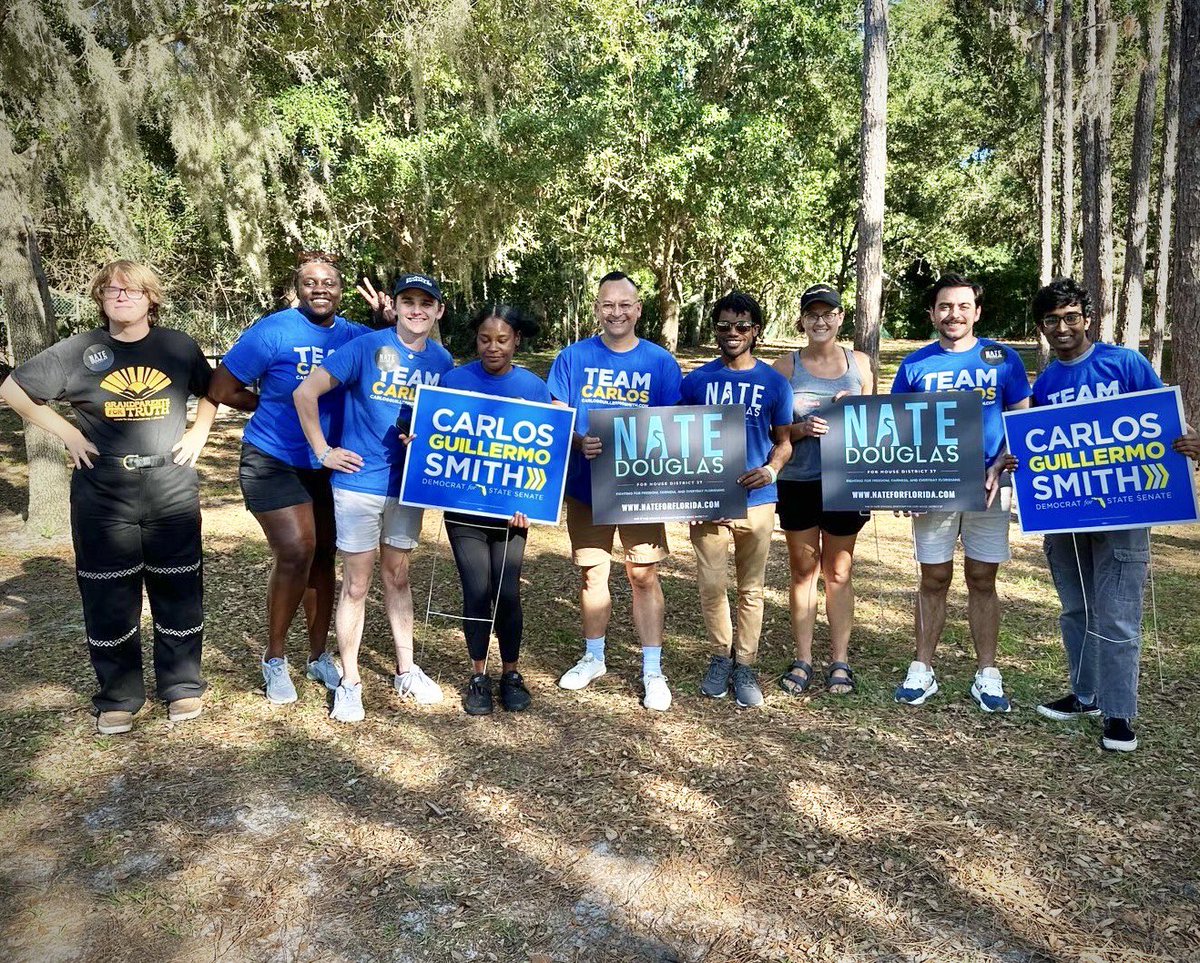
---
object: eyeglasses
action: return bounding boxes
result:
[298,250,340,265]
[1040,311,1086,328]
[714,320,756,333]
[599,301,639,315]
[801,311,841,324]
[101,286,145,301]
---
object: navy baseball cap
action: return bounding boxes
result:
[392,272,444,302]
[800,284,842,311]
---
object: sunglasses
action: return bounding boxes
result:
[714,320,757,333]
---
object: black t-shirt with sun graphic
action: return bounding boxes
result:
[13,327,213,456]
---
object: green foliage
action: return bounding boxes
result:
[4,0,1131,349]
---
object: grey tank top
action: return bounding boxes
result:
[779,346,863,482]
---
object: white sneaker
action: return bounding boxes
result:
[262,656,298,704]
[306,652,342,690]
[642,673,672,712]
[330,682,365,723]
[558,653,607,690]
[894,660,938,705]
[393,665,444,705]
[970,666,1011,713]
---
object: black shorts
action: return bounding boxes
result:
[238,442,334,514]
[776,478,870,537]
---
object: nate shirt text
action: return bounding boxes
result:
[703,381,766,418]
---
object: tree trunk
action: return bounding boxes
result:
[655,237,680,352]
[1170,0,1200,422]
[0,211,72,538]
[1094,0,1119,342]
[685,284,705,348]
[1058,0,1076,276]
[1150,0,1182,375]
[854,0,887,384]
[1080,0,1100,331]
[1038,0,1056,371]
[1119,0,1167,351]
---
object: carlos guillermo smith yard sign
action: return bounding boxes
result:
[399,385,576,525]
[1003,387,1199,534]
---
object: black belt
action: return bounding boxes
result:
[98,454,172,470]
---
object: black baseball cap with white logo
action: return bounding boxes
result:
[392,273,444,302]
[801,284,842,311]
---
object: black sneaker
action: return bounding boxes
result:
[1036,693,1101,721]
[464,674,494,715]
[500,670,531,712]
[1101,717,1137,752]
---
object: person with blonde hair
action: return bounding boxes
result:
[0,260,217,734]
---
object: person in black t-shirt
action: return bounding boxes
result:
[0,260,217,735]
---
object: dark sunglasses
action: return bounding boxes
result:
[714,320,756,333]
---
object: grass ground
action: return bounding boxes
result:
[1,340,1199,963]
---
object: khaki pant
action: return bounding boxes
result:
[688,503,776,664]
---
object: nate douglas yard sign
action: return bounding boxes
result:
[588,405,748,524]
[820,391,987,512]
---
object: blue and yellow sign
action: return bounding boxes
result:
[398,385,575,524]
[1004,387,1199,534]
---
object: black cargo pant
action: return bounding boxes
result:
[70,459,206,713]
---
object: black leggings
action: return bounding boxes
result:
[445,517,527,664]
[71,461,206,713]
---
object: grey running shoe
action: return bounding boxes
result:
[262,656,298,704]
[306,652,342,690]
[733,663,764,708]
[330,682,365,723]
[700,655,734,698]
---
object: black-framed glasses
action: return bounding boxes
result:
[101,286,145,301]
[801,310,841,324]
[1040,311,1086,328]
[715,320,756,333]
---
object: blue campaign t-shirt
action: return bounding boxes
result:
[222,307,369,467]
[680,358,793,507]
[320,328,455,496]
[547,335,683,504]
[441,360,552,404]
[891,337,1031,465]
[1032,342,1163,407]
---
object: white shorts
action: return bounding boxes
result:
[333,488,424,553]
[911,486,1013,565]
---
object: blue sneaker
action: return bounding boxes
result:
[306,652,342,690]
[894,661,938,705]
[262,656,298,704]
[970,666,1011,713]
[700,655,734,698]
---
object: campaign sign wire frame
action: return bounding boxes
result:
[1003,386,1199,534]
[589,404,748,524]
[398,385,576,525]
[820,391,986,512]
